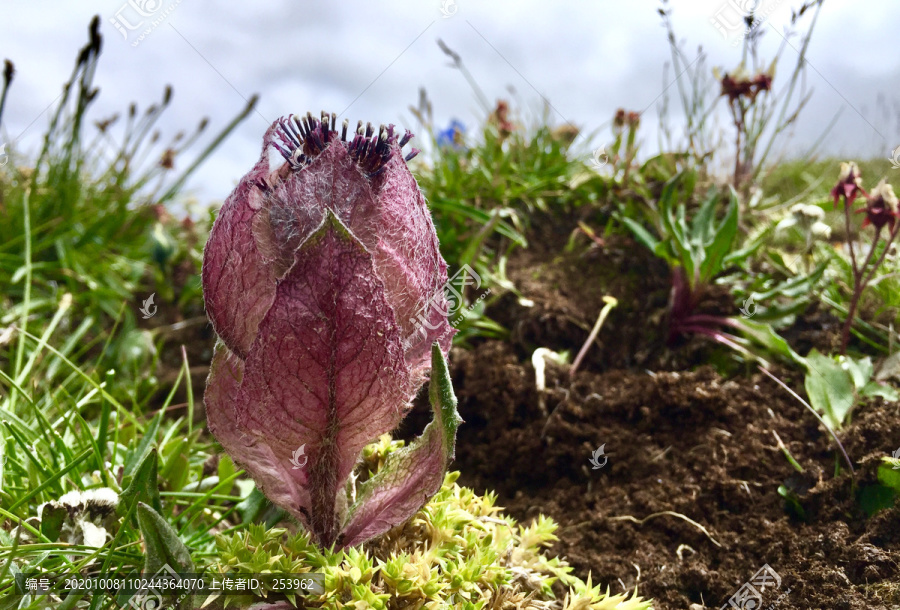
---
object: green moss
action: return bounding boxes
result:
[210,437,653,609]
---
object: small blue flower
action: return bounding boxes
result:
[436,119,466,150]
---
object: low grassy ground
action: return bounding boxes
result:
[2,14,900,610]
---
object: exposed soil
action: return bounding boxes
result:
[429,343,900,609]
[400,214,900,609]
[153,208,900,609]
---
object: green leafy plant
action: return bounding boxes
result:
[854,457,900,517]
[619,172,742,325]
[0,17,256,610]
[803,350,898,430]
[409,45,611,344]
[0,16,254,387]
[618,171,805,365]
[0,311,232,609]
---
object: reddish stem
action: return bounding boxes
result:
[842,199,858,277]
[731,100,746,189]
[677,324,756,361]
[840,221,900,354]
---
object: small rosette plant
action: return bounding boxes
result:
[202,111,460,549]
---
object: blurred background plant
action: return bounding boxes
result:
[828,162,900,353]
[406,39,616,345]
[657,0,826,200]
[0,17,256,404]
[0,19,262,604]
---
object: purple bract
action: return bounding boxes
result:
[202,112,457,547]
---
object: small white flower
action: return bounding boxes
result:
[870,179,899,213]
[811,221,832,240]
[778,203,830,241]
[80,521,108,548]
[838,161,862,186]
[55,487,119,517]
[790,203,825,221]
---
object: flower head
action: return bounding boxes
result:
[612,108,641,135]
[776,203,831,240]
[720,73,753,102]
[858,178,899,230]
[489,100,514,135]
[831,161,863,208]
[436,119,466,150]
[752,71,773,94]
[811,221,832,240]
[793,203,831,238]
[551,123,580,146]
[790,202,825,223]
[202,112,456,547]
[717,65,773,103]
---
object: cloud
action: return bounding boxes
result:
[1,0,897,206]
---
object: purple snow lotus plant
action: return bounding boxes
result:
[202,111,460,549]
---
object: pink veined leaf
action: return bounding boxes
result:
[211,211,413,546]
[339,432,445,548]
[205,343,313,524]
[201,124,281,359]
[203,113,461,549]
[339,344,461,548]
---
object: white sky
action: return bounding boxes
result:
[1,0,898,207]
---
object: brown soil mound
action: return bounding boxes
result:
[400,216,900,609]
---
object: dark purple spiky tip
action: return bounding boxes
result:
[271,110,418,178]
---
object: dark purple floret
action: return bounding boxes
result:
[270,111,417,178]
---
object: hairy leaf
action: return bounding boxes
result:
[203,114,458,548]
[340,344,461,547]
